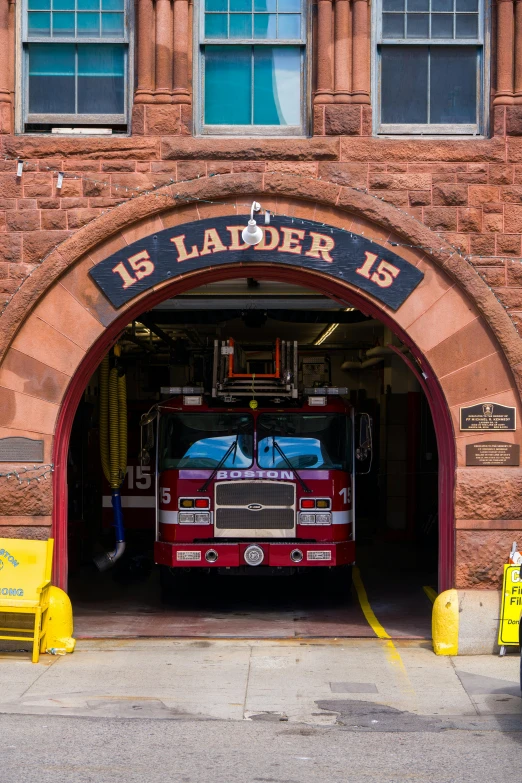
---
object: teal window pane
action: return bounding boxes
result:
[28,11,51,34]
[101,12,124,34]
[53,0,74,9]
[78,12,100,34]
[28,0,50,9]
[205,13,228,36]
[28,43,75,113]
[78,44,124,113]
[78,0,100,8]
[206,0,227,9]
[230,13,251,36]
[277,13,300,37]
[53,11,75,34]
[278,0,300,10]
[254,0,276,9]
[78,43,124,74]
[254,13,276,36]
[205,45,251,124]
[102,0,124,8]
[230,0,251,9]
[253,45,300,124]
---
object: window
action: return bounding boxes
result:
[159,413,254,470]
[374,0,485,134]
[197,0,307,135]
[257,414,351,471]
[21,0,129,131]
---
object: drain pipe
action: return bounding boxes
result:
[94,347,127,571]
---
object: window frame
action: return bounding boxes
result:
[17,0,133,132]
[194,0,310,136]
[372,0,489,136]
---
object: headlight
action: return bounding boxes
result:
[315,513,331,525]
[299,513,316,525]
[179,512,195,524]
[195,512,211,524]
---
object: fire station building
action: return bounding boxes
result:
[0,0,521,650]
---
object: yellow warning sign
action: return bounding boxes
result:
[498,564,522,646]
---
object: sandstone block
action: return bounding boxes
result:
[489,164,514,185]
[161,137,339,161]
[409,191,432,206]
[0,234,22,263]
[4,136,161,160]
[458,207,482,232]
[370,172,431,190]
[324,105,362,135]
[0,174,22,199]
[144,105,182,136]
[468,185,500,205]
[497,233,521,254]
[317,162,368,188]
[456,530,522,588]
[313,105,325,135]
[432,184,468,206]
[506,106,522,135]
[0,525,52,540]
[340,137,505,163]
[22,230,71,264]
[177,161,207,181]
[0,474,52,516]
[6,210,40,232]
[23,173,53,199]
[456,468,522,519]
[67,208,101,229]
[423,207,458,231]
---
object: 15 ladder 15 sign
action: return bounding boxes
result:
[89,215,424,310]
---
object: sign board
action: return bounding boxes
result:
[89,215,424,310]
[498,564,522,646]
[466,442,520,466]
[460,402,516,432]
[0,537,53,605]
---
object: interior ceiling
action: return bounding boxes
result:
[121,278,383,353]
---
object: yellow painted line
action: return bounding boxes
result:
[423,586,437,604]
[352,566,415,695]
[352,566,390,640]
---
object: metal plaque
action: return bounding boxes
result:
[0,437,44,463]
[460,402,516,432]
[89,215,424,311]
[466,442,520,466]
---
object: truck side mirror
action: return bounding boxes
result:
[140,410,156,468]
[355,413,373,474]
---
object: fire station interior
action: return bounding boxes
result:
[67,277,439,640]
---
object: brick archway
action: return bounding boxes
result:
[0,173,520,594]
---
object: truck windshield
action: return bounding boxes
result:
[159,413,254,470]
[257,414,350,471]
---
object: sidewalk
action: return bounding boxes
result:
[0,638,520,727]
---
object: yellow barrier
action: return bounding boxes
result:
[42,586,76,654]
[432,588,459,655]
[0,537,54,662]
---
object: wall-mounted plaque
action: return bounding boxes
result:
[460,402,516,431]
[466,441,520,466]
[0,437,44,462]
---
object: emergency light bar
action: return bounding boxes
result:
[304,387,348,395]
[160,386,204,395]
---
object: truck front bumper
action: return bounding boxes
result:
[155,540,355,568]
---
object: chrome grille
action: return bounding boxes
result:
[214,481,296,537]
[216,508,294,529]
[216,482,294,507]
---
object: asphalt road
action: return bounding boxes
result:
[2,712,521,783]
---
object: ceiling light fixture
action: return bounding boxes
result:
[314,307,356,346]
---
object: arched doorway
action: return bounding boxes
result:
[0,181,519,609]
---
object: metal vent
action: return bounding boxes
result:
[216,508,294,529]
[216,482,294,507]
[214,480,296,539]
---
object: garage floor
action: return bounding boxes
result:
[70,546,435,640]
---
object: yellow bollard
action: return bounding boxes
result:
[432,588,459,655]
[41,586,76,654]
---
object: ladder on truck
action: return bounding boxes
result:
[212,338,298,400]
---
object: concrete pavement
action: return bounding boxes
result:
[0,638,520,724]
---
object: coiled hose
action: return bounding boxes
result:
[94,349,127,571]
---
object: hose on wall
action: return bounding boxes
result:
[94,346,127,571]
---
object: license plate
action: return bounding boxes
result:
[177,551,201,561]
[307,550,332,561]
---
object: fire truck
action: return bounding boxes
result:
[137,338,371,596]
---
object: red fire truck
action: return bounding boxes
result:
[137,338,371,596]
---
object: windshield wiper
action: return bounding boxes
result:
[271,437,312,493]
[198,423,247,492]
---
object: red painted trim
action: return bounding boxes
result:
[52,263,456,592]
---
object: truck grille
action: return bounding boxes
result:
[214,481,296,535]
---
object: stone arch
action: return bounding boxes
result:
[0,172,520,594]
